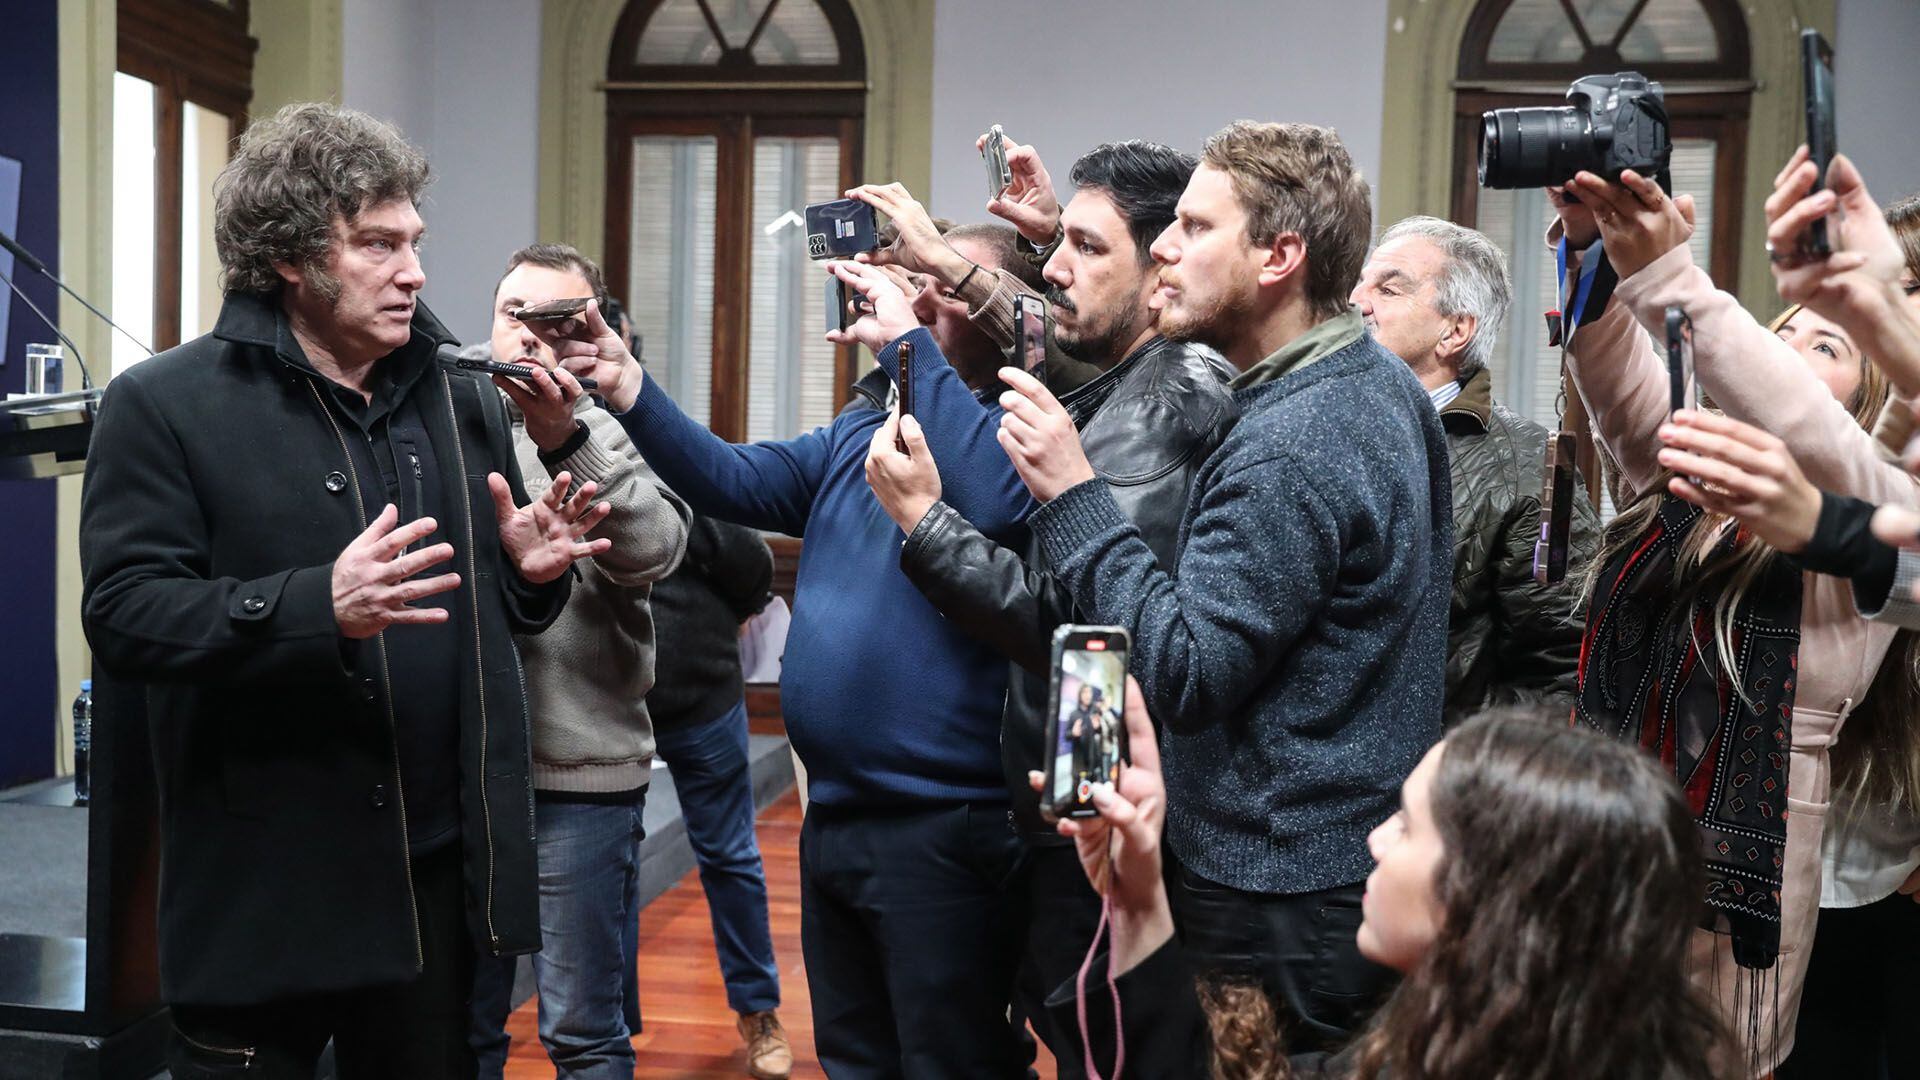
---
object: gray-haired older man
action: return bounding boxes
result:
[1351,215,1599,723]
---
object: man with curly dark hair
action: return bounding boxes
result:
[80,102,610,1079]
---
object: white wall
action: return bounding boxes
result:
[924,0,1391,223]
[1836,0,1920,201]
[342,0,542,345]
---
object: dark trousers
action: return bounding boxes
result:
[1777,891,1920,1080]
[1010,842,1102,1080]
[165,841,475,1079]
[1168,856,1395,1057]
[799,801,1028,1080]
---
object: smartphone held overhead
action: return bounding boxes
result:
[1800,28,1837,255]
[982,124,1013,199]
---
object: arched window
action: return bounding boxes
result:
[1449,0,1753,431]
[604,0,865,442]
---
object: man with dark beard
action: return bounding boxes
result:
[990,121,1450,1054]
[862,140,1235,1073]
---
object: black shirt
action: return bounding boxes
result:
[317,339,462,854]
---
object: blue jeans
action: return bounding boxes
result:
[471,796,645,1080]
[654,700,782,1015]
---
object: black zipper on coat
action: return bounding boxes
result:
[300,375,426,973]
[438,375,503,953]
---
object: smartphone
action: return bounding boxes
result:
[825,275,851,334]
[453,356,598,392]
[1665,307,1695,417]
[895,339,914,453]
[1014,294,1048,374]
[1801,28,1837,256]
[982,125,1013,199]
[1533,430,1577,586]
[1042,625,1131,823]
[803,199,879,260]
[512,296,593,322]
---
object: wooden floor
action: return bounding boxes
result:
[500,790,1058,1079]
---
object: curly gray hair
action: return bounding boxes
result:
[213,103,431,300]
[1376,215,1512,379]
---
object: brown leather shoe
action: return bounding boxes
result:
[738,1009,793,1080]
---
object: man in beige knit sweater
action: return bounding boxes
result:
[466,244,697,1080]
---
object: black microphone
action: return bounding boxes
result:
[0,230,49,277]
[0,227,155,385]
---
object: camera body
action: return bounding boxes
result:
[1479,71,1671,190]
[803,199,878,260]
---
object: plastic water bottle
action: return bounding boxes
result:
[72,679,91,807]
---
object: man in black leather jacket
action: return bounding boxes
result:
[1350,215,1599,724]
[864,140,1236,1075]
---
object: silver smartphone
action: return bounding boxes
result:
[982,125,1013,199]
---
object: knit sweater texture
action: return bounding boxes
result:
[1030,311,1451,893]
[508,401,690,794]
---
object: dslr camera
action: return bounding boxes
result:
[1479,71,1671,189]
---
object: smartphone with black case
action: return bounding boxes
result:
[803,199,878,260]
[894,339,914,453]
[1665,306,1695,417]
[1533,431,1576,586]
[982,125,1013,199]
[453,356,598,392]
[1801,28,1837,255]
[1042,625,1131,823]
[825,274,851,333]
[1014,293,1048,374]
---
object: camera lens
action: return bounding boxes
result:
[1478,107,1596,190]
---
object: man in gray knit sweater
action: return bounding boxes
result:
[996,122,1450,1054]
[468,245,690,1080]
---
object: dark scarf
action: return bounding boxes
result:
[1575,495,1802,970]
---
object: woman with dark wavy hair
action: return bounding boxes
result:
[1040,682,1733,1079]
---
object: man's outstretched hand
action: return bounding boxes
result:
[490,470,613,584]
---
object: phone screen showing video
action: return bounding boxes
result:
[1049,629,1129,817]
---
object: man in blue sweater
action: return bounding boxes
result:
[537,260,1034,1078]
[996,121,1452,1053]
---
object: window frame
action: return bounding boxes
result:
[603,0,866,442]
[116,0,254,353]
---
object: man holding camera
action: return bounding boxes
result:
[860,138,1236,1072]
[80,104,607,1079]
[993,121,1451,1051]
[466,243,694,1080]
[1350,216,1599,723]
[535,265,1036,1076]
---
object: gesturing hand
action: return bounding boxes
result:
[525,299,647,414]
[996,366,1096,503]
[1027,676,1172,974]
[865,409,942,534]
[978,131,1060,246]
[332,504,462,639]
[1564,168,1696,280]
[825,261,922,354]
[1657,409,1821,554]
[490,470,614,584]
[1765,148,1906,330]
